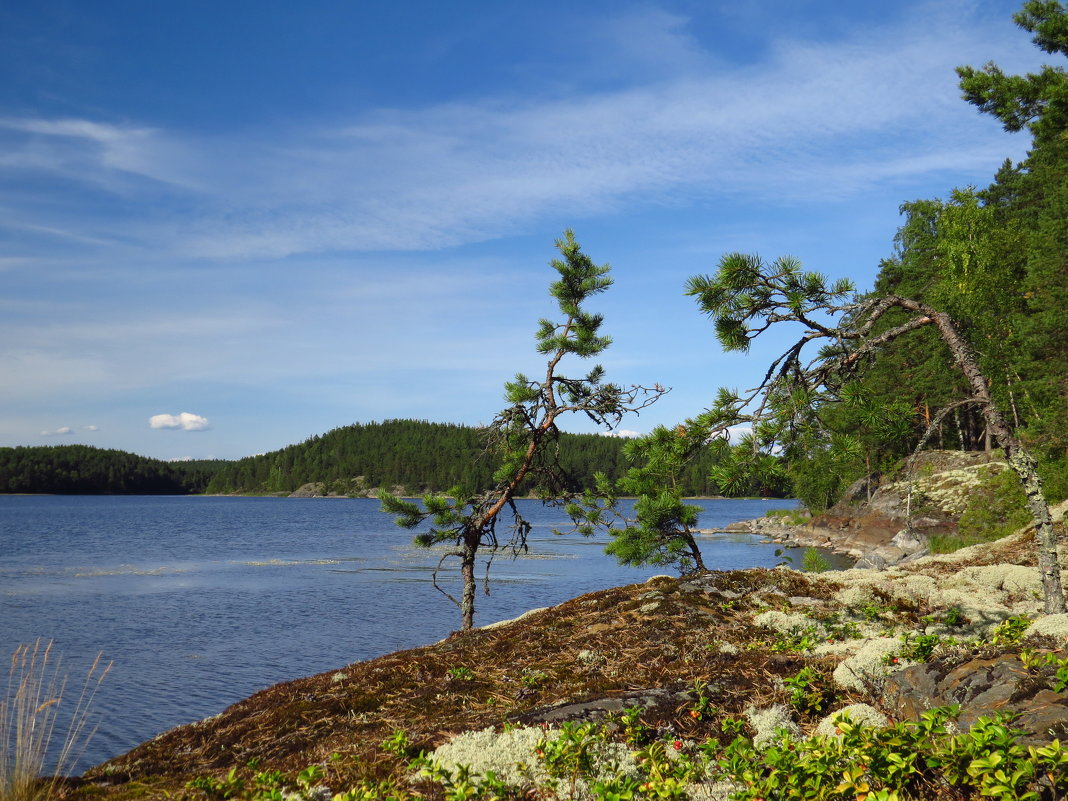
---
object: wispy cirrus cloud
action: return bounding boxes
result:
[0,2,1037,264]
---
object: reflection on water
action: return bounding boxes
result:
[0,494,815,772]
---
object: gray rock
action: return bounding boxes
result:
[883,655,1068,745]
[890,528,927,553]
[853,553,888,570]
[872,545,909,565]
[516,687,692,726]
[900,547,931,564]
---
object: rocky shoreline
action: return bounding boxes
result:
[62,449,1068,800]
[726,450,1047,569]
[77,524,1068,801]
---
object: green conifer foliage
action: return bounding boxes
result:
[379,232,666,630]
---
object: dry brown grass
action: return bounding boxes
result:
[2,641,110,801]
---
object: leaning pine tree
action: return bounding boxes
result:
[379,231,666,631]
[684,253,1066,614]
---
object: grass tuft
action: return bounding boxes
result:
[1,640,110,801]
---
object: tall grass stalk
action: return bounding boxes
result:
[1,640,110,801]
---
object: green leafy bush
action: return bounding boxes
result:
[933,467,1031,554]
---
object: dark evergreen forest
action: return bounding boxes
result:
[0,445,225,494]
[204,419,736,497]
[0,421,742,496]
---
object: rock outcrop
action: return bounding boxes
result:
[884,653,1068,744]
[736,451,1024,567]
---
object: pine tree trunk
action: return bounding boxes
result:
[686,532,707,572]
[927,309,1066,614]
[460,536,477,631]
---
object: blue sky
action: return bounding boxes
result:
[0,0,1045,461]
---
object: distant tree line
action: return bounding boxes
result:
[0,445,225,494]
[204,419,762,497]
[0,421,774,497]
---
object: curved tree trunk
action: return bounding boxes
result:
[925,307,1066,614]
[685,531,707,572]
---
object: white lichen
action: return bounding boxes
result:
[832,637,913,691]
[811,639,866,658]
[480,607,550,631]
[745,704,800,749]
[814,704,889,737]
[1024,613,1068,641]
[284,788,332,801]
[687,780,746,801]
[942,565,1039,598]
[425,726,638,800]
[754,610,824,638]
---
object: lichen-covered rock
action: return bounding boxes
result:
[428,726,547,787]
[427,725,638,799]
[832,638,915,691]
[883,655,1068,745]
[814,704,889,736]
[1024,613,1068,642]
[754,610,822,637]
[771,451,1010,557]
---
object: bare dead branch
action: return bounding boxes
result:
[432,551,463,610]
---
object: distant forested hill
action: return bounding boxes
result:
[204,419,736,496]
[1,420,763,497]
[0,445,225,494]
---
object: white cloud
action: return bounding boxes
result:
[0,116,200,190]
[84,424,99,431]
[609,429,642,439]
[149,412,210,431]
[727,425,753,444]
[40,426,73,436]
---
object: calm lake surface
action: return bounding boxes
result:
[1,495,815,772]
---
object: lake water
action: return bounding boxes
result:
[1,495,815,772]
